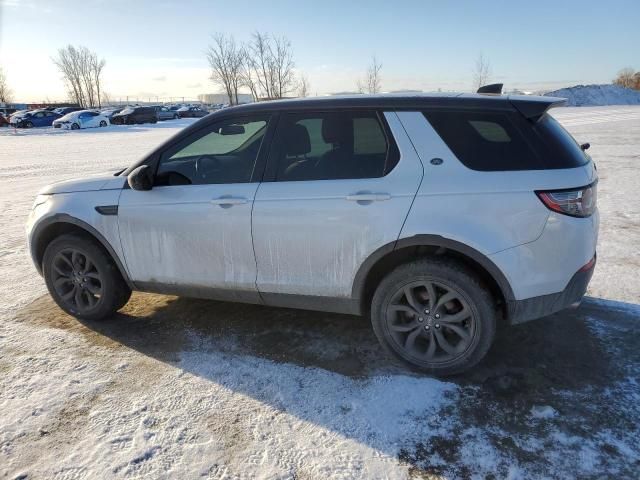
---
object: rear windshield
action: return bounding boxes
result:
[423,110,588,171]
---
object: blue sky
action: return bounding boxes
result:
[1,0,638,101]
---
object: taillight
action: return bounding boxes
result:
[536,181,597,218]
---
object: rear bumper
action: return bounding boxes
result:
[508,254,596,324]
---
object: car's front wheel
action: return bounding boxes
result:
[99,120,107,127]
[25,121,34,128]
[43,234,131,321]
[71,123,80,130]
[371,258,496,376]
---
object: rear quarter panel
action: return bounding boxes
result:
[396,111,592,256]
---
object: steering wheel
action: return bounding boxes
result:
[194,155,221,182]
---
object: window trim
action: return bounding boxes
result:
[151,113,275,187]
[261,109,400,183]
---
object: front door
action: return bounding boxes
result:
[252,110,423,303]
[118,114,271,299]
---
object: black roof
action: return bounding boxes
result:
[219,93,566,119]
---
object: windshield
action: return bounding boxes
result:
[120,108,134,114]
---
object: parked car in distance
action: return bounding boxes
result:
[110,106,157,125]
[54,107,83,116]
[52,110,110,130]
[7,110,29,123]
[26,93,598,376]
[153,105,179,121]
[177,106,209,118]
[10,109,61,128]
[100,108,123,120]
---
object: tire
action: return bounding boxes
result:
[99,120,107,127]
[371,257,496,376]
[71,123,80,130]
[173,114,179,120]
[25,121,34,128]
[42,234,132,321]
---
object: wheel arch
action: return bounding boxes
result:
[31,214,134,289]
[352,235,515,319]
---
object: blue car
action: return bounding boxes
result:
[10,109,62,128]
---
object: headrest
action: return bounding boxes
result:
[321,115,353,147]
[284,123,311,156]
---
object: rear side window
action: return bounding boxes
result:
[423,110,588,171]
[423,110,540,171]
[270,111,399,182]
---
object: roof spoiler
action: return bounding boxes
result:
[477,83,503,94]
[509,96,567,122]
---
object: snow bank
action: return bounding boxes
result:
[545,84,640,106]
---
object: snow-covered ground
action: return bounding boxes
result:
[1,109,639,479]
[545,84,640,106]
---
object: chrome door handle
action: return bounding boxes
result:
[210,196,248,206]
[345,193,391,202]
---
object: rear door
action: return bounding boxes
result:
[251,110,423,304]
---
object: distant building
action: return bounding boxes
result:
[198,93,254,104]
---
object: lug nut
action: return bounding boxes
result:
[418,317,424,322]
[424,309,430,314]
[435,314,440,319]
[435,324,440,329]
[424,325,430,330]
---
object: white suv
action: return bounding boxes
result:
[27,94,599,375]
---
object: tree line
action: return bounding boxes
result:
[613,68,640,90]
[8,39,637,107]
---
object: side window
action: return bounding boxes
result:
[271,111,398,182]
[155,116,269,186]
[423,110,542,171]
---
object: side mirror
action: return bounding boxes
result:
[127,165,153,191]
[580,142,590,151]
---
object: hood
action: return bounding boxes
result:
[39,171,127,194]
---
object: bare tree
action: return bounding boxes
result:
[357,56,382,94]
[239,47,260,102]
[297,73,310,97]
[614,67,637,89]
[0,67,12,103]
[243,32,297,100]
[472,53,492,91]
[90,54,106,108]
[271,35,297,98]
[207,33,244,105]
[52,45,106,108]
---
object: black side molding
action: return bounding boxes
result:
[95,205,118,216]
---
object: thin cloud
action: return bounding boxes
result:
[153,76,167,82]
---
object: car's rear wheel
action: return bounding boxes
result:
[43,234,131,321]
[371,258,496,376]
[99,120,107,127]
[71,123,80,130]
